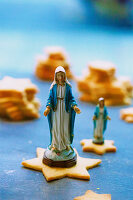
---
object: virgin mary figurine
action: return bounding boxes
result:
[43,66,81,167]
[93,97,111,144]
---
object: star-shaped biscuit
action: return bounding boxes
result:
[80,139,116,155]
[22,148,101,181]
[74,190,111,200]
[120,107,133,123]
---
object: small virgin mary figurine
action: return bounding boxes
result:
[93,97,111,144]
[43,66,81,167]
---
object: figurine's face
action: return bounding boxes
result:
[99,100,104,108]
[56,72,65,84]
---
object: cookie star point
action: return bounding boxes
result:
[36,147,45,158]
[22,158,42,171]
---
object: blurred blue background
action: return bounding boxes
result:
[0,0,133,77]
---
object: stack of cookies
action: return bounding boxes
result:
[120,107,133,123]
[77,61,133,105]
[35,46,73,81]
[0,76,40,121]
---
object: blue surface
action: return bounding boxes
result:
[0,1,133,200]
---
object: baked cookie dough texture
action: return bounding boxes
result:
[35,46,73,81]
[0,76,40,121]
[120,107,133,123]
[77,61,133,106]
[80,139,117,155]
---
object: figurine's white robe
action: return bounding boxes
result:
[94,107,104,138]
[51,85,70,151]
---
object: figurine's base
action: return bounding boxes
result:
[92,140,104,145]
[42,152,77,168]
[92,137,104,145]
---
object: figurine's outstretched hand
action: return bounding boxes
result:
[44,107,50,117]
[73,106,81,114]
[93,115,97,120]
[107,116,111,120]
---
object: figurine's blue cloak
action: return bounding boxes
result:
[46,83,77,144]
[93,105,108,133]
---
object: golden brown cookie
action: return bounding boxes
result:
[76,61,133,106]
[35,46,73,81]
[120,107,133,123]
[0,76,40,121]
[45,46,66,61]
[74,190,111,200]
[89,60,116,82]
[80,139,116,155]
[22,148,101,182]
